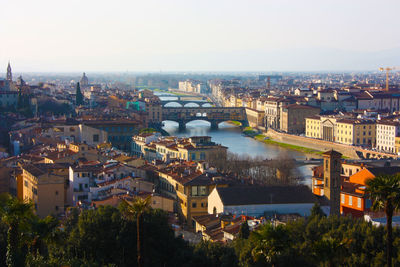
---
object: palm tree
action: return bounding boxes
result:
[29,216,58,257]
[0,194,34,267]
[366,174,400,267]
[121,196,151,267]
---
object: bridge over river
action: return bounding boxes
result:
[162,106,247,130]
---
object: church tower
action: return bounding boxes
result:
[322,150,342,216]
[6,62,12,82]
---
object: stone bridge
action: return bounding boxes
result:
[162,106,247,130]
[161,96,210,107]
[355,148,398,160]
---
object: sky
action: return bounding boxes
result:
[1,0,400,72]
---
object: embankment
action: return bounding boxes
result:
[264,129,360,159]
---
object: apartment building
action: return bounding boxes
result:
[22,163,68,218]
[376,120,400,154]
[335,119,375,147]
[279,104,320,134]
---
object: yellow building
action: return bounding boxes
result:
[22,164,68,218]
[335,119,375,147]
[157,162,229,226]
[305,116,322,138]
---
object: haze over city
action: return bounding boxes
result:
[2,0,400,72]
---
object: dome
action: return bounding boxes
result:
[80,72,89,87]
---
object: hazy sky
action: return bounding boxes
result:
[1,0,400,72]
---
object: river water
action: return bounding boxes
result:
[157,92,316,185]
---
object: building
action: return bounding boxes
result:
[6,62,12,82]
[80,72,89,88]
[135,136,227,162]
[341,166,400,217]
[279,104,320,134]
[178,80,207,94]
[264,97,291,130]
[335,119,376,147]
[322,150,342,216]
[0,91,18,108]
[131,132,161,157]
[157,161,229,225]
[22,164,68,218]
[208,185,323,217]
[245,107,265,128]
[376,120,400,154]
[83,119,142,151]
[43,121,108,146]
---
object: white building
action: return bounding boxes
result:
[208,185,327,217]
[376,121,400,153]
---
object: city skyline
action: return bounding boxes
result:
[2,0,400,72]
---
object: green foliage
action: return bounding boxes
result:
[139,128,157,134]
[310,202,326,218]
[238,220,250,239]
[192,241,238,267]
[366,174,400,267]
[4,193,400,266]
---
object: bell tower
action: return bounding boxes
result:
[322,150,342,216]
[6,62,12,82]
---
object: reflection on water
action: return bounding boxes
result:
[162,120,315,186]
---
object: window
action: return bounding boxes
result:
[192,202,197,208]
[201,202,205,207]
[55,206,59,211]
[341,194,345,204]
[175,184,179,191]
[24,180,28,187]
[191,186,198,196]
[199,186,207,196]
[357,197,362,208]
[349,196,353,205]
[55,191,58,195]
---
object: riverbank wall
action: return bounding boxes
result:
[264,129,360,159]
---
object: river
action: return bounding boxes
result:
[157,91,316,185]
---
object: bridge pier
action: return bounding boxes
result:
[210,121,219,130]
[178,121,186,131]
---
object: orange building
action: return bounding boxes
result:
[313,163,400,217]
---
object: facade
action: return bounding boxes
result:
[0,91,18,108]
[376,121,400,154]
[322,150,342,216]
[157,162,229,224]
[83,119,141,151]
[335,119,376,147]
[279,104,320,134]
[178,80,207,94]
[135,136,227,162]
[22,164,68,218]
[265,97,284,129]
[131,132,162,157]
[245,108,265,128]
[43,122,108,146]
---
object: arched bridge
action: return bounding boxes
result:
[162,107,248,130]
[160,96,210,107]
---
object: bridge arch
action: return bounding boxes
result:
[183,102,200,107]
[163,102,183,107]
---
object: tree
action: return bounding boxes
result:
[0,194,34,267]
[366,174,400,267]
[76,82,83,106]
[310,202,325,218]
[238,220,250,239]
[121,196,151,267]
